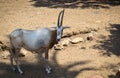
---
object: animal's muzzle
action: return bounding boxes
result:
[57,39,60,41]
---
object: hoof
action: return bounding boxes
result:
[47,71,51,74]
[18,70,24,75]
[45,68,52,74]
[19,72,24,75]
[11,67,16,71]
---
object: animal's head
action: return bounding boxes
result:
[56,9,70,41]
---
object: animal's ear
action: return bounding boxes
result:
[63,26,70,29]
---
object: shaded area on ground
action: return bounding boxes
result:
[0,50,96,78]
[30,0,120,9]
[93,24,120,56]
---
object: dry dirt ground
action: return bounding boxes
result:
[0,0,120,78]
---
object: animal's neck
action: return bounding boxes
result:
[49,29,58,49]
[51,28,58,41]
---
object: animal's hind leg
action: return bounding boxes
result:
[10,47,16,71]
[10,52,16,71]
[14,48,23,75]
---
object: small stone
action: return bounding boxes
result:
[54,44,63,50]
[81,46,86,49]
[87,36,93,41]
[71,37,84,44]
[60,38,71,46]
[19,48,28,57]
[87,33,94,41]
[0,41,3,44]
[2,51,10,59]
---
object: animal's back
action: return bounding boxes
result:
[21,28,52,51]
[10,28,54,51]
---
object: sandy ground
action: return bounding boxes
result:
[0,0,120,78]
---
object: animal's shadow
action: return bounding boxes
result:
[0,50,96,78]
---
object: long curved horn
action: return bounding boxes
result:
[59,9,64,26]
[57,9,65,27]
[57,10,63,27]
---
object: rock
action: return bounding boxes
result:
[87,33,94,41]
[2,51,10,59]
[87,36,93,41]
[54,44,64,50]
[80,46,86,49]
[87,75,103,78]
[19,48,28,57]
[60,38,71,46]
[70,37,84,44]
[0,41,3,45]
[1,45,7,51]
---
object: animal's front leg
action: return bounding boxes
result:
[45,49,52,74]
